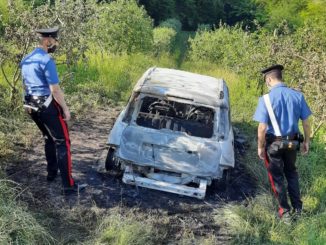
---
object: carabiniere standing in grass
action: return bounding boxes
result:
[253,64,312,221]
[20,27,85,194]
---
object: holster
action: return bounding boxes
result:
[23,95,52,112]
[279,140,299,150]
[266,133,303,151]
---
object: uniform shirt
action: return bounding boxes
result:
[253,83,312,136]
[20,47,59,96]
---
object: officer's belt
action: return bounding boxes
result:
[266,134,300,150]
[23,94,53,112]
[266,134,297,141]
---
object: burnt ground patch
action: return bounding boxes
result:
[5,106,257,244]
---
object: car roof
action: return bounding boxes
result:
[133,67,229,108]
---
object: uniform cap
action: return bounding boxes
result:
[261,64,284,77]
[35,27,59,39]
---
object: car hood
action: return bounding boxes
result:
[117,125,223,177]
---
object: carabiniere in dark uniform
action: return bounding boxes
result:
[20,27,85,194]
[253,64,312,220]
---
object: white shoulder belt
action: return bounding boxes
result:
[263,94,282,137]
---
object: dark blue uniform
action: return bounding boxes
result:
[21,47,75,188]
[254,83,312,216]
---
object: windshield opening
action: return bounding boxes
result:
[136,96,214,138]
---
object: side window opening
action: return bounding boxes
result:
[122,92,140,123]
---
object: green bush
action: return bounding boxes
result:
[301,0,326,26]
[188,22,326,135]
[189,24,258,73]
[196,23,212,32]
[94,0,153,54]
[257,0,307,30]
[0,0,7,34]
[153,27,177,56]
[159,18,182,32]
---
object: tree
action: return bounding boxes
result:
[223,0,261,28]
[22,0,55,7]
[301,0,326,26]
[139,0,175,26]
[253,0,308,30]
[140,0,225,30]
[175,0,198,30]
[0,0,97,108]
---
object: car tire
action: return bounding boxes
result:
[105,147,116,171]
[212,169,231,191]
[222,169,231,190]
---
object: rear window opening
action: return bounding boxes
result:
[136,97,214,138]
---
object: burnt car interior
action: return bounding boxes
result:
[136,96,214,138]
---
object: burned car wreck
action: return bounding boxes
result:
[105,67,234,199]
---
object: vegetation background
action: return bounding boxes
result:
[0,0,325,244]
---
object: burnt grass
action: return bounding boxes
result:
[5,106,257,244]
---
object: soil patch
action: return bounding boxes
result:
[6,106,256,244]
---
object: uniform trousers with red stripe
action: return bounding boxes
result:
[264,140,302,216]
[29,100,75,187]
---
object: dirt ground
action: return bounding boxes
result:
[6,107,256,244]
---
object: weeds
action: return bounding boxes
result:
[90,208,167,245]
[0,180,54,244]
[220,137,326,245]
[59,51,177,103]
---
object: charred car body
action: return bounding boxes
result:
[105,67,234,199]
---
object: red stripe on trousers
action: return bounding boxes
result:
[54,102,74,186]
[264,150,284,217]
[264,151,278,197]
[278,207,284,218]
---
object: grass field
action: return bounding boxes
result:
[0,41,325,244]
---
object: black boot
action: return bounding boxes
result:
[47,171,58,181]
[61,183,87,195]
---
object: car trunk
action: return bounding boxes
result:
[118,126,222,177]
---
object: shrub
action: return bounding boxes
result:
[153,27,177,56]
[196,23,212,32]
[94,0,153,54]
[188,23,326,135]
[189,24,258,73]
[159,18,182,32]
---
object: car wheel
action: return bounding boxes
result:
[224,169,232,189]
[210,169,231,192]
[105,147,116,171]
